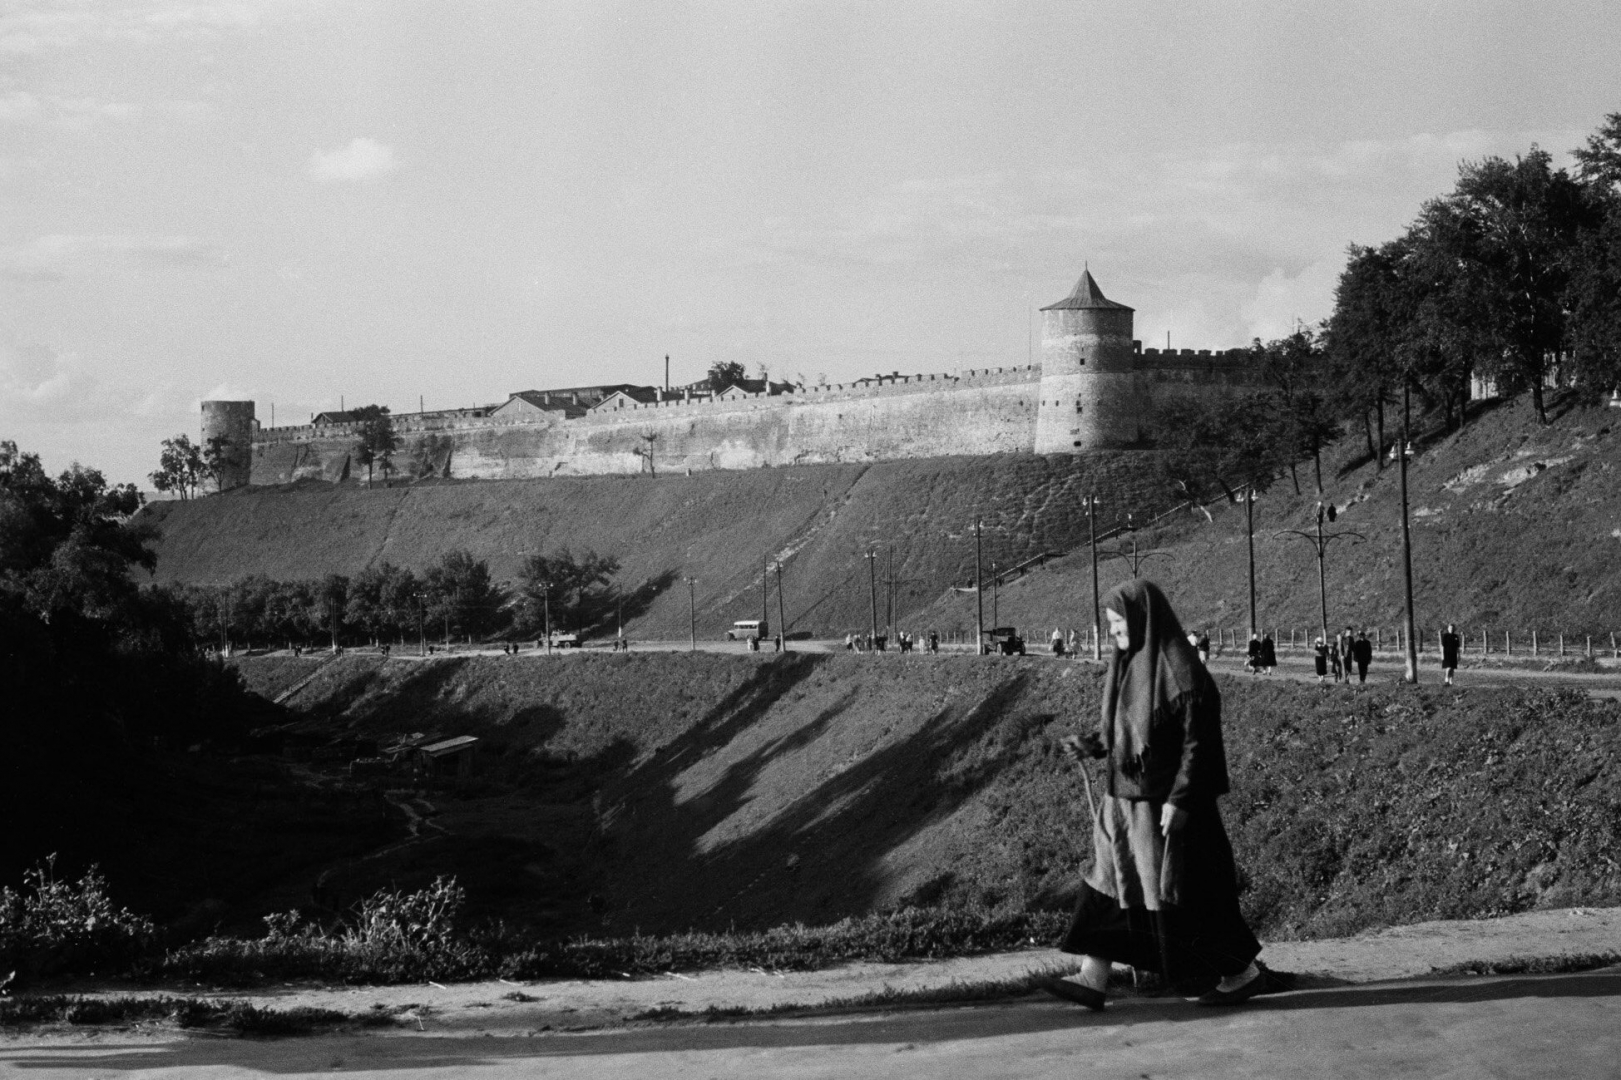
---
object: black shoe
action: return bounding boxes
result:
[1035,974,1106,1012]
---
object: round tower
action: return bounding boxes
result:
[200,400,256,492]
[1033,269,1144,453]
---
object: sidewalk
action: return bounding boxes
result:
[100,905,1620,1035]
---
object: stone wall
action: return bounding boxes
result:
[250,366,1046,484]
[245,352,1274,486]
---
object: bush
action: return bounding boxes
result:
[164,877,487,985]
[0,857,155,982]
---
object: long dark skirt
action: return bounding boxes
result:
[1060,801,1260,986]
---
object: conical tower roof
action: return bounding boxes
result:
[1040,268,1134,312]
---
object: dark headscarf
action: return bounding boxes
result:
[1100,579,1209,773]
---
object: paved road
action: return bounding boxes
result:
[362,636,1621,697]
[6,972,1618,1078]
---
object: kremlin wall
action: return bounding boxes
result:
[202,271,1266,488]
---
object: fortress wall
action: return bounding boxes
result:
[249,372,1044,484]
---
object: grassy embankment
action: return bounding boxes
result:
[3,648,1617,990]
[915,392,1621,642]
[138,452,1176,640]
[197,651,1621,976]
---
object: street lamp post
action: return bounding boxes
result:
[1243,485,1259,640]
[685,576,697,652]
[1398,381,1419,684]
[973,518,984,655]
[1277,503,1364,647]
[774,561,789,653]
[865,549,879,647]
[1082,494,1102,660]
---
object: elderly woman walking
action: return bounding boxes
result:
[1039,579,1273,1010]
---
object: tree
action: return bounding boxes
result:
[422,549,502,642]
[150,434,205,500]
[1252,329,1341,493]
[201,433,237,493]
[1567,115,1621,398]
[316,574,348,649]
[1417,148,1595,423]
[706,361,746,394]
[352,405,400,488]
[1572,111,1621,194]
[1,441,152,625]
[346,562,419,644]
[1327,241,1411,462]
[514,548,621,635]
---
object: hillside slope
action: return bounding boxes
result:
[235,651,1621,942]
[911,393,1621,642]
[142,453,1170,638]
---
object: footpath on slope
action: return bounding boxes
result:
[73,906,1619,1035]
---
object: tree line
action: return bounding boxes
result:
[1153,113,1621,503]
[168,547,625,650]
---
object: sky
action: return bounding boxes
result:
[3,0,1619,487]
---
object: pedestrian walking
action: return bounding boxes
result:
[1313,637,1329,683]
[1259,632,1276,674]
[1246,633,1261,674]
[928,629,939,654]
[1196,630,1211,666]
[1441,624,1461,685]
[1353,630,1372,683]
[1337,627,1354,686]
[1042,579,1274,1010]
[1052,628,1066,656]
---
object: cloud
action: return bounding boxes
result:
[1240,258,1345,342]
[0,1,277,55]
[306,137,397,182]
[0,90,41,121]
[0,234,228,279]
[0,336,113,425]
[0,91,209,128]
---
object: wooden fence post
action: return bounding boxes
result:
[1506,631,1511,657]
[1532,630,1538,657]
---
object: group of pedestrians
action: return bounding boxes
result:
[843,629,939,653]
[1312,627,1373,684]
[1243,633,1278,674]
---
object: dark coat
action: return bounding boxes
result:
[1103,674,1230,807]
[1260,637,1277,666]
[1441,632,1461,666]
[1352,637,1373,666]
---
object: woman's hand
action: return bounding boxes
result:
[1060,733,1106,761]
[1159,802,1188,838]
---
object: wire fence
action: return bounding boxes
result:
[915,626,1621,660]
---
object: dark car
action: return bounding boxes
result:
[983,627,1026,655]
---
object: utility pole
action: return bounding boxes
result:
[973,518,984,656]
[762,552,769,633]
[1083,494,1101,661]
[865,549,879,646]
[775,562,788,653]
[887,545,895,634]
[1399,381,1419,683]
[543,582,552,654]
[1244,485,1258,639]
[685,577,697,652]
[991,561,999,627]
[665,354,670,394]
